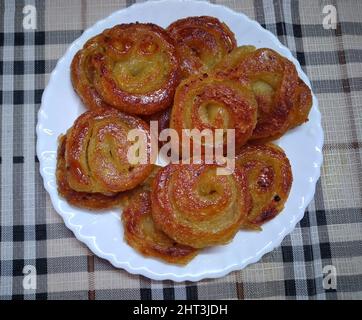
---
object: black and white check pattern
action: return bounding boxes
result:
[0,0,361,300]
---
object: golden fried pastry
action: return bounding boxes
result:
[122,189,198,265]
[151,162,252,248]
[167,16,236,78]
[235,143,292,229]
[170,74,258,153]
[65,108,153,194]
[71,23,180,115]
[56,134,129,210]
[71,35,112,111]
[215,46,312,141]
[288,79,313,130]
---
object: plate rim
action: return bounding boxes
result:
[36,0,324,282]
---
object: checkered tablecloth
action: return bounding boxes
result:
[0,0,361,300]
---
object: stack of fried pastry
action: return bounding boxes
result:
[57,17,312,265]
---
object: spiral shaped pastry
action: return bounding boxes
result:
[167,16,236,78]
[215,46,312,141]
[122,189,198,265]
[71,23,180,115]
[65,108,153,194]
[170,74,258,153]
[56,135,130,210]
[151,163,252,248]
[235,143,292,229]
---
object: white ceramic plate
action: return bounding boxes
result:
[36,0,323,282]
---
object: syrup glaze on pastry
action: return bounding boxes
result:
[151,162,252,248]
[65,108,153,194]
[56,134,129,210]
[71,35,113,111]
[170,73,258,153]
[215,46,312,141]
[122,189,198,265]
[167,16,236,78]
[71,23,180,115]
[235,143,292,229]
[60,17,309,265]
[287,79,313,130]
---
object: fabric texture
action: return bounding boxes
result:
[0,0,361,300]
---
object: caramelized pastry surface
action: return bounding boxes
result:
[123,188,198,264]
[65,109,153,194]
[151,162,252,248]
[71,23,180,115]
[235,143,292,229]
[56,135,127,210]
[215,46,312,141]
[170,74,258,153]
[167,16,236,78]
